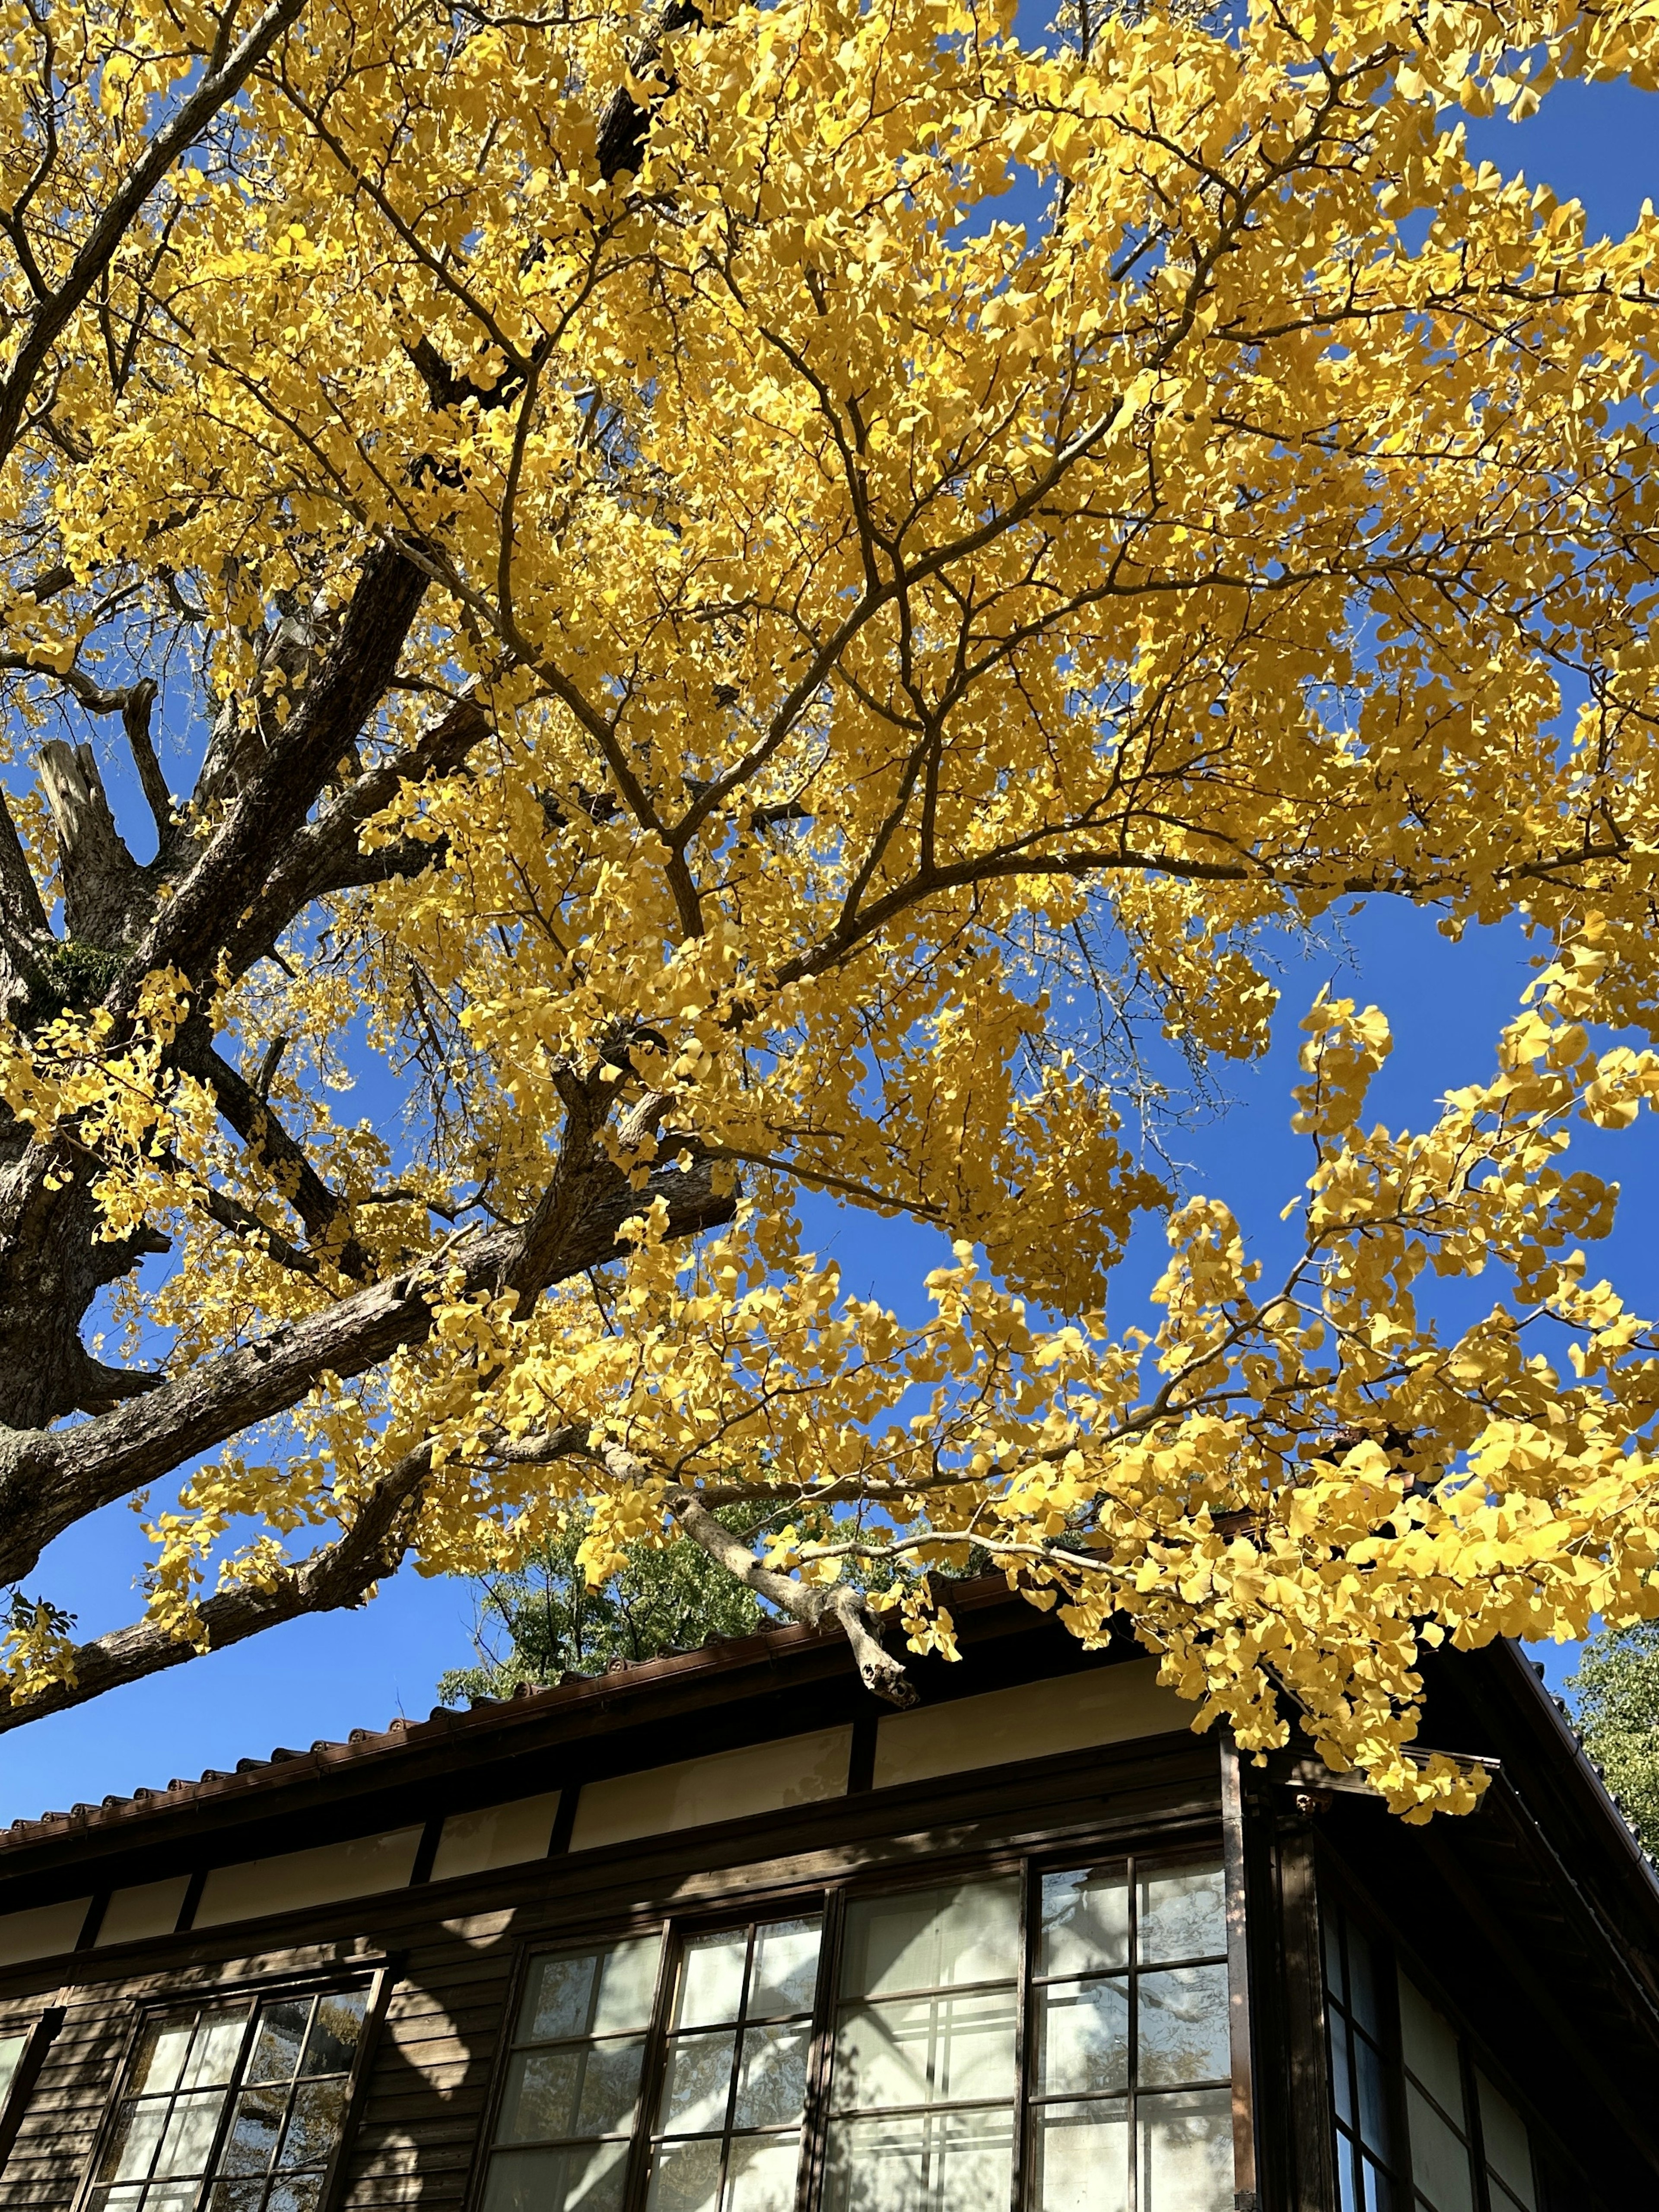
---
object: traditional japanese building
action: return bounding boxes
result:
[0,1576,1652,2212]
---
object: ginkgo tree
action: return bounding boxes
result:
[2,0,1659,1816]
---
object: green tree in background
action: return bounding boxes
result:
[437,1507,771,1702]
[1567,1624,1659,1856]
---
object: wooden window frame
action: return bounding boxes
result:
[0,2005,67,2175]
[471,1836,1233,2212]
[70,1964,394,2212]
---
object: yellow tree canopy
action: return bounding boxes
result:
[1,0,1658,1814]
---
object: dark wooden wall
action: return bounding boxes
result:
[0,1733,1220,2212]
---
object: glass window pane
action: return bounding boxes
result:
[1138,1967,1230,2088]
[595,1941,665,2034]
[660,2031,738,2138]
[483,2142,630,2212]
[245,2005,310,2088]
[1405,2082,1475,2212]
[1336,2138,1360,2212]
[833,1990,1017,2112]
[276,2077,348,2168]
[522,1955,601,2045]
[1035,1979,1129,2099]
[1361,2155,1395,2212]
[522,1942,660,2044]
[1398,1977,1464,2129]
[1329,2013,1354,2129]
[1138,1868,1226,1968]
[0,2033,25,2106]
[1354,2031,1391,2163]
[266,2180,323,2212]
[823,2107,1014,2212]
[499,2040,647,2144]
[208,2180,265,2212]
[154,2090,229,2178]
[1347,1929,1379,2041]
[99,2101,168,2184]
[1322,1907,1347,2008]
[147,2186,205,2212]
[130,2020,196,2099]
[186,2015,254,2091]
[1138,2085,1232,2212]
[221,2086,285,2175]
[301,1993,369,2078]
[1039,1871,1130,1979]
[1031,2097,1129,2212]
[679,1937,750,2031]
[733,2024,810,2131]
[750,1921,822,2019]
[1477,2075,1535,2211]
[724,2133,802,2212]
[499,2050,582,2144]
[647,2137,723,2212]
[840,1883,1020,1999]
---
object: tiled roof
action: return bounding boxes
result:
[0,1609,826,1854]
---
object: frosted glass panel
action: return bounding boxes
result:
[1032,2098,1130,2212]
[570,1729,851,1851]
[1405,2083,1474,2212]
[1139,2086,1232,2212]
[834,1990,1017,2111]
[873,1665,1187,1789]
[195,1828,421,1928]
[1477,2075,1535,2211]
[822,2108,1015,2212]
[0,1896,91,1964]
[98,1877,192,1949]
[1397,1977,1465,2126]
[840,1881,1020,1997]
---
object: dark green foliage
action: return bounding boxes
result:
[1567,1620,1659,1855]
[435,1506,770,1701]
[30,939,124,1019]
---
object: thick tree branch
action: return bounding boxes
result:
[0,1153,734,1586]
[127,540,431,1002]
[36,738,148,947]
[0,1437,436,1734]
[663,1477,918,1705]
[218,686,489,984]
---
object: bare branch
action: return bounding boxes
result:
[664,1477,918,1706]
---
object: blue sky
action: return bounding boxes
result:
[2,69,1655,1827]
